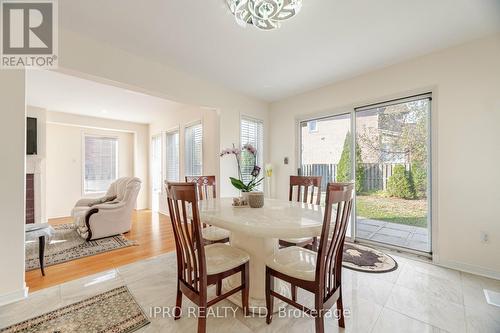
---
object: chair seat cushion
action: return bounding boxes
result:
[202,226,230,242]
[205,243,249,275]
[266,246,317,281]
[280,237,314,244]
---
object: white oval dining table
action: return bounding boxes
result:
[199,198,325,314]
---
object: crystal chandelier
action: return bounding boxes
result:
[226,0,303,30]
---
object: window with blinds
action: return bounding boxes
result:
[84,135,118,194]
[151,134,162,192]
[240,116,264,190]
[165,130,180,182]
[184,122,203,177]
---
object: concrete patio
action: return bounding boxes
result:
[356,218,430,252]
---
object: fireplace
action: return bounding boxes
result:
[26,174,35,224]
[26,155,46,225]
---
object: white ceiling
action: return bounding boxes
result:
[60,0,500,102]
[26,70,184,124]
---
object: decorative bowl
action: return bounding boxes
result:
[248,191,264,208]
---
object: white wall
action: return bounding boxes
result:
[0,70,27,305]
[44,111,149,212]
[269,34,500,278]
[46,121,135,218]
[57,28,269,199]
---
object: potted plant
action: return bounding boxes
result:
[220,144,264,204]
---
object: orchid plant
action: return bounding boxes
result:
[220,143,264,192]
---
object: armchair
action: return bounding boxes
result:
[72,177,142,241]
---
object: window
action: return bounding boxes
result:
[240,116,264,189]
[184,122,203,177]
[151,134,162,193]
[307,120,318,133]
[84,135,118,194]
[165,130,180,181]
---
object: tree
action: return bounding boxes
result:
[337,132,364,193]
[387,165,416,199]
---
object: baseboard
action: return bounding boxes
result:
[158,209,169,217]
[0,284,28,307]
[436,259,500,281]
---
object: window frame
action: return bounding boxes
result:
[82,133,119,196]
[151,133,163,193]
[184,120,203,177]
[165,127,180,182]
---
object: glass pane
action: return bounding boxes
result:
[355,97,431,252]
[84,136,118,193]
[300,113,352,236]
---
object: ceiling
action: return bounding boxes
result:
[59,0,500,102]
[26,70,184,124]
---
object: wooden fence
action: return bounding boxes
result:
[300,163,410,192]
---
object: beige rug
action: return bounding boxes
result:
[25,223,137,271]
[343,242,398,273]
[0,286,149,333]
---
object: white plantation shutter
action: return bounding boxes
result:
[165,130,180,181]
[240,116,264,190]
[84,135,118,193]
[151,134,162,192]
[185,122,203,177]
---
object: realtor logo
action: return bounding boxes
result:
[1,0,58,68]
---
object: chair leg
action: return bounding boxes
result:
[174,283,182,320]
[314,316,325,333]
[216,280,222,296]
[291,283,297,302]
[315,295,324,333]
[241,262,250,316]
[336,287,345,328]
[312,237,318,251]
[265,267,274,324]
[198,306,207,333]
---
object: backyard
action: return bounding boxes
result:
[356,193,427,228]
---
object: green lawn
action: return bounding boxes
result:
[356,194,428,228]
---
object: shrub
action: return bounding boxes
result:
[411,161,427,198]
[387,164,416,199]
[337,132,364,193]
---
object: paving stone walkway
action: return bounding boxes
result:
[356,218,430,252]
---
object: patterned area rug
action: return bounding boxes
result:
[0,286,149,333]
[26,223,137,271]
[343,242,398,273]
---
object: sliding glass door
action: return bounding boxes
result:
[299,94,432,253]
[355,95,431,252]
[299,113,353,237]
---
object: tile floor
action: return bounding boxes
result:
[357,218,430,252]
[1,251,499,333]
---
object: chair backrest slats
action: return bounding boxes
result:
[289,176,322,205]
[166,182,206,294]
[185,176,217,201]
[315,183,354,300]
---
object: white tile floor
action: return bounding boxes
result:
[1,252,499,333]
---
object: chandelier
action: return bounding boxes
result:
[226,0,303,30]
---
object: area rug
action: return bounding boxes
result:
[0,286,149,333]
[25,223,137,271]
[343,242,398,273]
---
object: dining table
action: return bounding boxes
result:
[198,198,325,314]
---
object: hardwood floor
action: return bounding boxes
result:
[26,210,175,292]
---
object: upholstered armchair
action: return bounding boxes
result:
[72,177,142,241]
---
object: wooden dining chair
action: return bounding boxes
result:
[185,176,230,245]
[265,183,354,333]
[166,182,250,333]
[279,175,322,250]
